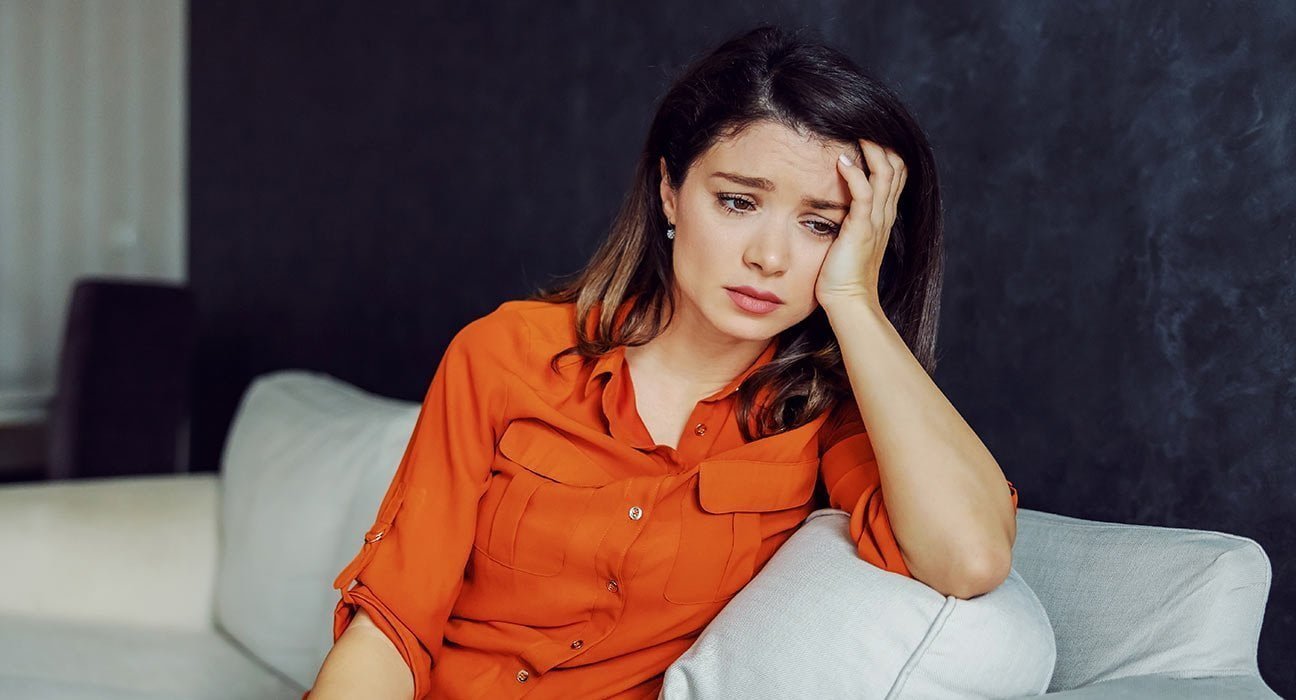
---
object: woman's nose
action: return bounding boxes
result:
[743,222,791,273]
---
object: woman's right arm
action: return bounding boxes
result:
[307,608,415,700]
[304,309,520,699]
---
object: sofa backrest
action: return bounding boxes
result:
[1011,507,1272,692]
[214,370,420,690]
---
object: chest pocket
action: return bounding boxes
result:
[473,419,608,577]
[664,457,819,605]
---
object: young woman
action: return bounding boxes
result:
[307,24,1018,700]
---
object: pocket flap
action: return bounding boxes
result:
[697,458,818,513]
[497,419,615,487]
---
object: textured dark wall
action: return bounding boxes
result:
[189,2,1295,693]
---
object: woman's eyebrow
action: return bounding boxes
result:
[709,171,848,212]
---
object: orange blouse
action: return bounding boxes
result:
[311,298,1018,699]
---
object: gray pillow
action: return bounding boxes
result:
[215,371,419,690]
[660,508,1056,699]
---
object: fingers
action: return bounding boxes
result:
[884,151,906,225]
[866,140,910,231]
[856,141,888,232]
[837,139,908,239]
[836,149,873,215]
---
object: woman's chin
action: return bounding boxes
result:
[708,310,783,342]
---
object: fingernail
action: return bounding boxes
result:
[838,153,853,167]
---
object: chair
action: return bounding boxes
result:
[45,276,196,480]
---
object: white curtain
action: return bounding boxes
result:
[0,0,185,422]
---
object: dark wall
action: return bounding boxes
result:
[189,2,1295,693]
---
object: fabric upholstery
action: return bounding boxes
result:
[659,508,1056,699]
[214,371,418,690]
[0,613,300,699]
[1008,508,1272,691]
[0,473,218,630]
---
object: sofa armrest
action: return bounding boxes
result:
[0,473,219,631]
[1011,507,1273,691]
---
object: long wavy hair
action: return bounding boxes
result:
[526,23,945,442]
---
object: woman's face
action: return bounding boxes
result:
[659,120,857,344]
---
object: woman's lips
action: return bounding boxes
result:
[726,288,782,314]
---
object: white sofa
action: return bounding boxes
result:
[0,370,1280,698]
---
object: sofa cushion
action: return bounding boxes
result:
[0,473,218,630]
[660,508,1056,699]
[214,370,420,690]
[0,612,302,699]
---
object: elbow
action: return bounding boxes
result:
[946,547,1013,599]
[906,553,1009,600]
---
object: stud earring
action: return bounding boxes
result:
[666,225,675,240]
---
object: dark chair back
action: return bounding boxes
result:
[46,277,196,480]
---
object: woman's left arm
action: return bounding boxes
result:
[817,139,1016,599]
[823,296,1017,599]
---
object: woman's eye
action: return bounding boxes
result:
[717,194,755,213]
[717,194,839,238]
[808,220,841,238]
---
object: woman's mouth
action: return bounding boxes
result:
[725,288,783,314]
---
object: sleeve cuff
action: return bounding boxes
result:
[334,583,434,699]
[846,483,914,578]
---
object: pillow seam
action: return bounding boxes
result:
[884,595,958,699]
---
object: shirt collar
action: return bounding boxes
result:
[581,294,637,396]
[585,337,779,404]
[593,337,780,453]
[581,294,780,401]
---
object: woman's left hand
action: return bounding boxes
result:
[814,138,908,311]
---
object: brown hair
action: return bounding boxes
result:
[527,23,946,442]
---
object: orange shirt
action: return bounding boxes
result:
[313,298,1018,699]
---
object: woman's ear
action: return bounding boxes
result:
[659,156,677,224]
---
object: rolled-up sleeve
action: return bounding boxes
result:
[818,401,1019,579]
[327,315,514,699]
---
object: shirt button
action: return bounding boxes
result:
[570,639,584,649]
[694,422,707,436]
[606,580,619,592]
[628,506,643,520]
[516,669,530,683]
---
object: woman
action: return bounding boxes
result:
[307,23,1018,700]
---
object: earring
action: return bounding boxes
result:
[666,225,675,240]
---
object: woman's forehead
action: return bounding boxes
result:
[695,123,853,198]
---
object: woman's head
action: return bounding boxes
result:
[656,119,854,344]
[534,24,944,438]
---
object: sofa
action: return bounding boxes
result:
[0,370,1279,698]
